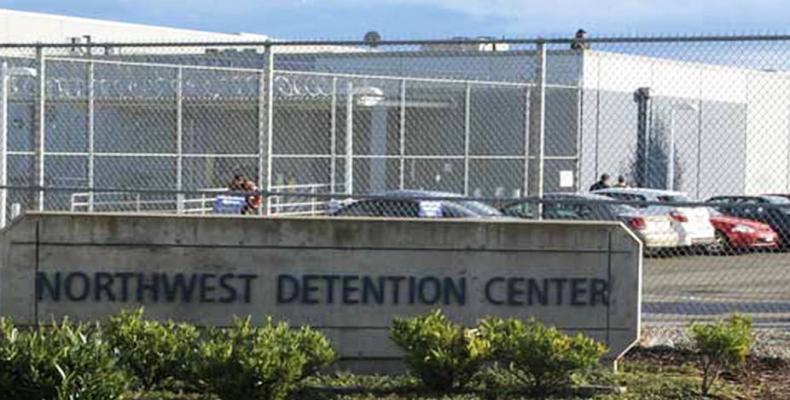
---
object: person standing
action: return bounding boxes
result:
[571,29,591,50]
[589,174,611,191]
[241,179,262,215]
[228,173,245,192]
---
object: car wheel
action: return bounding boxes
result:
[706,230,733,256]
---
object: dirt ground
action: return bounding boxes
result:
[624,347,790,399]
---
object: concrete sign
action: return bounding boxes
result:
[0,213,641,371]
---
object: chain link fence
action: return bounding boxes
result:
[0,36,789,351]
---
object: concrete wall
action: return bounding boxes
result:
[745,72,790,194]
[0,212,641,372]
[579,88,747,199]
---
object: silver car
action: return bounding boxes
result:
[501,193,680,251]
[594,188,716,247]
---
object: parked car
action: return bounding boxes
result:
[763,193,790,201]
[706,208,779,253]
[707,195,790,248]
[593,188,716,248]
[329,190,503,218]
[500,193,680,251]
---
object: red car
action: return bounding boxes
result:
[708,209,779,253]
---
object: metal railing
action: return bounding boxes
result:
[268,183,333,216]
[69,183,334,216]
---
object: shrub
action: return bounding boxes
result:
[389,310,492,390]
[479,316,607,394]
[105,308,201,391]
[0,318,21,396]
[0,317,130,400]
[197,317,335,400]
[689,314,752,396]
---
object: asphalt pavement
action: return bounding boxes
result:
[643,251,790,327]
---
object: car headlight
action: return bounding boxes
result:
[731,225,756,233]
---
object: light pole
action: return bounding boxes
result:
[344,84,384,195]
[0,62,37,229]
[667,102,697,191]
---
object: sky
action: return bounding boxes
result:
[1,0,789,40]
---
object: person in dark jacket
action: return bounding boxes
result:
[241,179,262,215]
[614,175,629,188]
[228,173,245,191]
[571,29,590,50]
[589,174,611,191]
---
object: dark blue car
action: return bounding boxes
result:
[329,190,502,218]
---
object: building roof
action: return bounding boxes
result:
[0,8,270,43]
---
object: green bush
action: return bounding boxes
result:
[389,310,492,390]
[105,308,201,391]
[0,318,21,397]
[689,315,752,396]
[0,317,130,400]
[479,316,607,394]
[197,316,335,400]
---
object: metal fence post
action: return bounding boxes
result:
[635,87,652,188]
[528,41,546,206]
[330,77,337,193]
[575,54,584,192]
[463,82,471,196]
[695,69,704,199]
[668,108,675,191]
[256,65,265,214]
[310,186,317,214]
[523,87,530,197]
[399,79,406,190]
[34,46,46,211]
[87,60,95,212]
[262,43,274,215]
[175,67,184,213]
[0,63,8,228]
[345,81,354,195]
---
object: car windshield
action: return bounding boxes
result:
[761,196,790,214]
[765,196,790,205]
[610,203,638,214]
[376,191,502,217]
[657,195,690,203]
[457,200,502,217]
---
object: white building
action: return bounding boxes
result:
[0,8,270,43]
[0,8,788,219]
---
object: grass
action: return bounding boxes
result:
[292,358,748,400]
